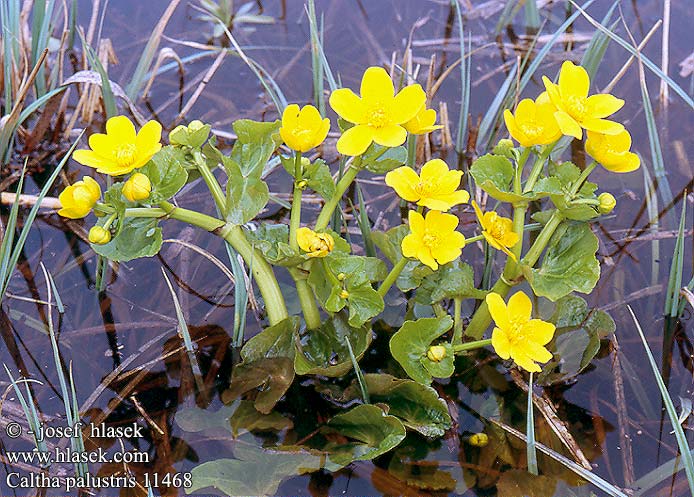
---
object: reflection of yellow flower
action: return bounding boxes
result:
[73,116,162,176]
[472,201,519,260]
[503,98,561,147]
[585,130,640,173]
[329,67,426,156]
[279,104,330,152]
[486,291,555,373]
[58,176,101,219]
[88,226,111,245]
[297,227,334,258]
[404,105,443,135]
[401,210,465,270]
[385,159,469,211]
[542,61,624,139]
[122,173,152,202]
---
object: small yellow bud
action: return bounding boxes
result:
[427,345,447,363]
[339,289,350,299]
[188,120,204,131]
[88,226,111,245]
[297,179,308,189]
[297,227,335,258]
[122,173,152,202]
[300,157,311,167]
[467,433,489,447]
[598,192,616,214]
[337,273,346,281]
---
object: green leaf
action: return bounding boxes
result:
[294,312,372,377]
[525,222,600,301]
[549,194,599,221]
[305,159,336,199]
[92,217,162,262]
[187,444,322,497]
[224,317,299,413]
[230,119,282,177]
[372,225,431,291]
[361,374,452,438]
[245,223,304,266]
[224,157,270,225]
[175,403,238,433]
[388,455,457,491]
[323,404,406,466]
[470,153,526,203]
[228,400,293,436]
[389,316,454,384]
[537,295,615,385]
[139,146,189,203]
[362,144,408,174]
[344,282,384,328]
[415,262,486,304]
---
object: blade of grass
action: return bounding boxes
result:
[351,185,376,258]
[225,245,249,348]
[80,31,117,118]
[306,0,337,92]
[68,363,87,477]
[452,0,471,154]
[524,0,541,31]
[526,372,538,475]
[0,161,27,295]
[633,447,694,496]
[345,336,369,404]
[629,305,694,495]
[580,3,619,79]
[2,366,47,460]
[642,164,660,291]
[162,269,206,394]
[664,196,686,317]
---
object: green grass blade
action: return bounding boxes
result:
[3,366,47,457]
[526,373,538,475]
[494,0,518,35]
[307,0,324,114]
[0,133,82,301]
[524,0,541,30]
[0,161,27,293]
[45,269,65,313]
[665,197,686,317]
[80,32,117,118]
[452,0,470,153]
[162,269,206,393]
[633,448,694,496]
[352,185,376,258]
[225,244,248,348]
[629,306,694,495]
[642,164,660,290]
[345,336,369,404]
[580,3,619,79]
[68,362,87,477]
[306,1,337,92]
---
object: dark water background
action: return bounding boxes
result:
[3,0,694,495]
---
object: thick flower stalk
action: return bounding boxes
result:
[471,201,519,261]
[401,210,466,270]
[486,291,556,373]
[329,66,426,156]
[58,176,101,219]
[585,130,640,173]
[542,61,624,139]
[385,159,469,211]
[73,116,162,176]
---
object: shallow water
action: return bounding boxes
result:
[3,0,694,496]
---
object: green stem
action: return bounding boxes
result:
[295,277,321,329]
[289,152,303,250]
[453,338,492,354]
[315,158,361,231]
[377,256,409,297]
[466,234,484,244]
[406,134,416,166]
[452,298,463,346]
[193,150,226,213]
[523,143,555,194]
[149,202,289,325]
[569,161,597,196]
[521,210,564,267]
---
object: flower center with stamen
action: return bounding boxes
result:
[520,121,542,140]
[114,144,137,168]
[414,180,434,196]
[486,213,507,240]
[422,231,440,248]
[367,105,388,128]
[565,95,587,120]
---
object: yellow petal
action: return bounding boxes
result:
[553,110,583,139]
[336,124,374,156]
[72,149,116,170]
[385,166,422,202]
[504,109,530,146]
[419,190,469,211]
[360,66,394,102]
[106,116,136,142]
[513,353,542,373]
[426,210,459,233]
[526,319,556,345]
[507,291,532,323]
[430,232,465,264]
[373,124,407,148]
[88,133,112,156]
[416,246,438,270]
[581,118,624,135]
[329,88,367,124]
[558,61,589,99]
[82,176,102,199]
[136,120,163,150]
[586,94,624,118]
[471,200,485,226]
[491,327,512,360]
[408,209,425,234]
[542,77,561,107]
[390,85,426,124]
[298,104,323,129]
[420,159,450,183]
[401,232,420,259]
[281,104,301,129]
[486,293,510,331]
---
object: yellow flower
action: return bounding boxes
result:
[542,61,624,139]
[58,176,101,219]
[401,210,466,270]
[279,104,330,152]
[598,192,616,214]
[297,227,334,258]
[73,116,162,176]
[427,345,447,362]
[486,291,555,373]
[503,98,561,147]
[329,66,426,156]
[404,105,443,135]
[88,226,111,245]
[585,130,640,173]
[122,173,152,202]
[385,159,470,211]
[472,201,519,260]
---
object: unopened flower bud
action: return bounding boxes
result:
[188,120,204,131]
[339,289,350,299]
[88,226,111,245]
[122,173,152,202]
[598,192,616,214]
[493,138,515,158]
[297,179,308,189]
[337,273,346,281]
[427,345,447,363]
